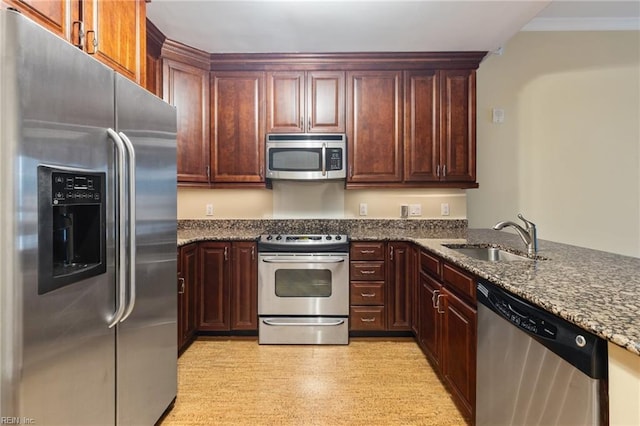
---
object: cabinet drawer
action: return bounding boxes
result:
[350,262,385,281]
[350,282,385,305]
[442,262,476,301]
[350,306,385,330]
[420,250,441,278]
[350,242,385,261]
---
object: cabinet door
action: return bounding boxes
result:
[83,0,146,85]
[212,72,265,183]
[179,243,198,352]
[419,271,442,367]
[307,71,345,133]
[410,249,419,336]
[164,59,210,183]
[386,242,412,331]
[404,70,440,182]
[439,69,476,182]
[230,242,258,331]
[442,286,476,420]
[5,0,70,38]
[198,242,231,331]
[267,71,304,133]
[347,71,403,183]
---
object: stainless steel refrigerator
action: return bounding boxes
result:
[0,9,177,425]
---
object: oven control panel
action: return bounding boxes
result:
[258,234,349,253]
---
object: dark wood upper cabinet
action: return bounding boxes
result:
[211,72,265,183]
[347,70,403,183]
[267,70,345,133]
[82,0,146,86]
[405,69,476,184]
[439,69,476,182]
[163,57,210,183]
[7,0,146,86]
[404,70,439,182]
[6,0,69,37]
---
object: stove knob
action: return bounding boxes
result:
[335,235,342,240]
[326,235,332,240]
[266,235,273,240]
[275,235,282,241]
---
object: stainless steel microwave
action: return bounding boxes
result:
[265,133,347,180]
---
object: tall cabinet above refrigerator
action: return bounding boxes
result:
[0,9,178,425]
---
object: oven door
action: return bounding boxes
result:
[258,253,349,316]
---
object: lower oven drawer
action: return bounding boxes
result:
[259,317,349,345]
[350,306,385,330]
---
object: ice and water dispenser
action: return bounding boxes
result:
[38,166,106,294]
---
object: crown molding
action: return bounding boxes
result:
[522,17,640,31]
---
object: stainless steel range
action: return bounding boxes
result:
[258,234,349,345]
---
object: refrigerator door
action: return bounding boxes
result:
[114,75,178,425]
[1,10,116,425]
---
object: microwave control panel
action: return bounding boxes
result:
[326,148,343,171]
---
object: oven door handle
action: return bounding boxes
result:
[262,319,346,327]
[260,257,346,264]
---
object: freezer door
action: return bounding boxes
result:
[114,75,178,425]
[0,10,116,425]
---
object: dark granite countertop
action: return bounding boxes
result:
[177,220,640,356]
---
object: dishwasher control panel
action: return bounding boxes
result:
[489,293,558,339]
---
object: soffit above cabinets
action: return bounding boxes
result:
[146,1,639,55]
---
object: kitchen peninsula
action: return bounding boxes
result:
[178,218,640,425]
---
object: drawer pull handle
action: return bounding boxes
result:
[360,250,375,254]
[361,292,376,297]
[360,270,375,274]
[360,317,376,322]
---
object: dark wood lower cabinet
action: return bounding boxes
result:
[441,286,476,420]
[414,249,477,422]
[198,242,231,331]
[387,242,413,331]
[178,243,198,352]
[197,241,258,332]
[418,271,442,368]
[230,242,258,330]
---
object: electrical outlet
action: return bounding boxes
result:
[409,204,421,216]
[205,204,214,216]
[441,203,450,216]
[359,203,368,216]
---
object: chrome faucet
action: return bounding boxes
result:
[493,214,538,257]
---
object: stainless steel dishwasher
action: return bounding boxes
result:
[476,279,608,426]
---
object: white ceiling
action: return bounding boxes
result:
[146,1,640,54]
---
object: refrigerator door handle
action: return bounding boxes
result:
[119,131,137,322]
[107,128,128,328]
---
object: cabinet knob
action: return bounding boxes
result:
[360,317,376,323]
[360,292,376,297]
[178,277,185,294]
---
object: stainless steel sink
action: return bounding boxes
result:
[443,245,533,262]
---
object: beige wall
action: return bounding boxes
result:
[469,31,640,257]
[609,342,640,426]
[177,186,466,219]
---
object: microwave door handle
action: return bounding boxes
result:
[322,143,326,176]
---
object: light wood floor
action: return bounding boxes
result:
[159,337,467,426]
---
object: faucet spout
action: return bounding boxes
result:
[493,214,538,257]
